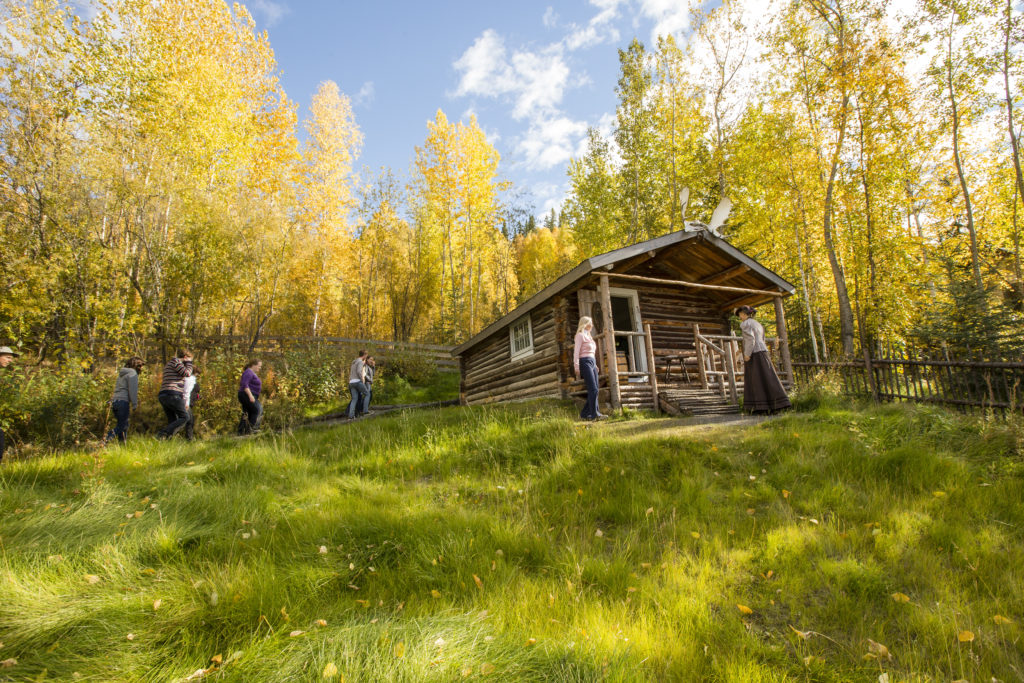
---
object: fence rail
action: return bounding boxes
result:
[191,335,458,369]
[793,352,1024,412]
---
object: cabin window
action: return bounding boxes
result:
[509,315,534,360]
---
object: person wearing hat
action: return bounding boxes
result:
[0,346,19,461]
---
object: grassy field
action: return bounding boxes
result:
[0,398,1022,681]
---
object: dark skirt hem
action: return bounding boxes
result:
[743,351,792,413]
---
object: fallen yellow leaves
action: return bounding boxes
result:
[84,574,101,585]
[864,639,892,661]
[316,619,328,627]
[153,599,162,611]
[736,604,753,615]
[473,574,484,590]
[393,641,405,658]
[0,659,15,669]
[956,630,975,643]
[430,590,442,599]
[993,614,1013,625]
[782,489,791,499]
[322,662,339,679]
[289,630,305,638]
[690,531,701,539]
[126,633,135,641]
[890,592,911,603]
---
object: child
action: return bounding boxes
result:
[183,363,200,441]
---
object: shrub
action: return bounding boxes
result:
[790,369,846,411]
[0,360,109,452]
[381,349,438,384]
[275,347,347,403]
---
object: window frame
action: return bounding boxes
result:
[508,314,534,361]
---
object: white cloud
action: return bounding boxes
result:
[509,50,571,119]
[451,0,630,174]
[638,0,690,42]
[543,7,559,28]
[562,0,625,51]
[354,81,375,107]
[517,116,589,170]
[248,0,289,28]
[453,29,519,99]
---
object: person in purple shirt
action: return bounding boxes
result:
[237,359,263,435]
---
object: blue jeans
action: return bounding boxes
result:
[579,357,600,419]
[361,386,373,414]
[108,400,131,443]
[347,381,368,418]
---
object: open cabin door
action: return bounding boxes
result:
[609,288,648,380]
[577,288,648,380]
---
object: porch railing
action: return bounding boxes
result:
[693,324,789,406]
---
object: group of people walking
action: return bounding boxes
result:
[572,306,791,421]
[105,348,264,444]
[101,347,376,444]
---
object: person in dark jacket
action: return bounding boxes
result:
[156,349,194,439]
[107,357,144,444]
[0,346,18,461]
[237,359,263,435]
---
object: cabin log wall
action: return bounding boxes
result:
[461,302,561,405]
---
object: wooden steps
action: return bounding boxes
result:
[658,385,741,417]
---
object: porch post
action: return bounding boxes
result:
[598,274,621,410]
[644,322,660,414]
[773,296,794,386]
[694,323,708,390]
[724,340,738,404]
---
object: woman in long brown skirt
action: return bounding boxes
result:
[737,306,791,414]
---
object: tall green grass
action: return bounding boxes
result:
[0,401,1022,681]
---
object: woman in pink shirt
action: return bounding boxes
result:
[573,316,606,420]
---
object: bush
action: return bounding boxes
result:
[790,369,846,411]
[381,349,438,384]
[275,347,347,403]
[0,360,109,453]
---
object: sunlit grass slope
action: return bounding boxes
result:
[1,400,1022,681]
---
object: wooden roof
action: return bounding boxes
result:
[451,228,796,357]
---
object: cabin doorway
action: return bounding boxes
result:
[609,288,647,380]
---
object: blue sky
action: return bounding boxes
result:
[247,0,696,218]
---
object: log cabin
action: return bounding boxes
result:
[451,227,797,416]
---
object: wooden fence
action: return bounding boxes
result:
[190,335,458,370]
[793,351,1024,413]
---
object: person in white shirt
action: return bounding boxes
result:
[182,362,199,441]
[737,306,791,414]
